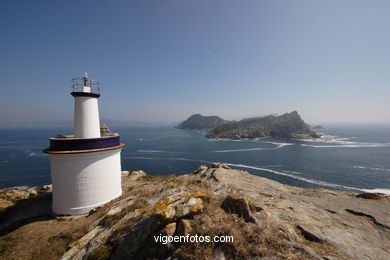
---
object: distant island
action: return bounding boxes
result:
[176,111,320,139]
[175,114,228,130]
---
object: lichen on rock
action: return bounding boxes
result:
[148,190,205,220]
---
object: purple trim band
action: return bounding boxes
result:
[44,144,125,154]
[71,92,101,98]
[44,135,121,152]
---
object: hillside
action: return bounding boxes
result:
[175,114,228,130]
[207,111,319,139]
[1,164,389,259]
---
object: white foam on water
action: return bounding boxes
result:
[361,189,390,195]
[301,143,390,148]
[352,166,390,172]
[124,156,211,164]
[299,134,390,148]
[27,152,46,158]
[164,157,211,163]
[208,138,247,142]
[136,150,177,154]
[123,156,155,160]
[224,162,363,192]
[263,141,295,147]
[213,147,267,153]
[277,143,294,148]
[213,141,294,153]
[283,170,302,175]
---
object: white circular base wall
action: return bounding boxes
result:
[49,148,123,215]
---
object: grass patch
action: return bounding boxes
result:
[175,194,309,260]
[167,175,182,184]
[86,245,112,260]
[140,175,166,182]
[140,174,182,184]
[0,236,14,256]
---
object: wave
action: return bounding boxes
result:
[352,166,390,172]
[361,189,390,195]
[213,147,267,153]
[224,163,365,192]
[208,138,248,142]
[213,142,294,153]
[27,152,46,158]
[263,141,295,147]
[300,134,390,148]
[136,150,178,154]
[283,170,302,175]
[277,143,294,148]
[124,156,211,164]
[300,143,390,148]
[207,135,388,149]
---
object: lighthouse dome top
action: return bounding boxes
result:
[71,72,100,98]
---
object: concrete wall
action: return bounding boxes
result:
[49,148,123,215]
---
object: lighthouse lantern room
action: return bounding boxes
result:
[44,73,125,215]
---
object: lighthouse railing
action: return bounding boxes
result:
[71,78,100,94]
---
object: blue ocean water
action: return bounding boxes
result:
[0,126,390,194]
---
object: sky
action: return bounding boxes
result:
[0,0,389,127]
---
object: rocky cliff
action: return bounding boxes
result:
[207,111,319,139]
[1,165,389,260]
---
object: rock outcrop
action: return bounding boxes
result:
[1,164,389,260]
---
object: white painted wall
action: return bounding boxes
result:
[49,149,123,215]
[73,96,101,138]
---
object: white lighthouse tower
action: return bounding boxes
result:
[44,73,125,215]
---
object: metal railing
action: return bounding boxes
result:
[71,74,100,94]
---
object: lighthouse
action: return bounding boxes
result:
[44,73,125,215]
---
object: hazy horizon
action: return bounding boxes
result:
[1,113,390,129]
[1,0,389,127]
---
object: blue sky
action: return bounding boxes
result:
[0,0,389,127]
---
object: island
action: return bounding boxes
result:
[177,111,320,139]
[175,114,228,130]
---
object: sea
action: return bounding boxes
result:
[0,125,390,194]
